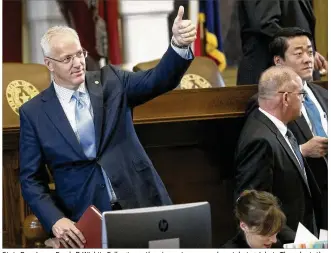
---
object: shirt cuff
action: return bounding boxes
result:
[171,43,193,60]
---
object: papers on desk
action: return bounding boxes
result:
[294,222,318,243]
[319,229,328,241]
[283,223,328,249]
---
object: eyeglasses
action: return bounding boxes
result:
[278,90,307,99]
[46,49,88,64]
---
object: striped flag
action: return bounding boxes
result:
[98,0,122,65]
[196,0,227,72]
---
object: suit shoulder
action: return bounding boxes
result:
[243,111,266,132]
[20,89,46,113]
[240,113,276,143]
[93,66,126,99]
[309,82,328,94]
[99,64,125,78]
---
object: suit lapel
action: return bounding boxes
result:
[97,67,122,152]
[85,71,104,154]
[293,116,313,141]
[275,131,311,196]
[41,84,85,157]
[308,83,328,115]
[255,110,312,195]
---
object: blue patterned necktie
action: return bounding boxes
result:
[304,94,327,137]
[72,91,96,159]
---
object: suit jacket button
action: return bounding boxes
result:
[100,184,105,188]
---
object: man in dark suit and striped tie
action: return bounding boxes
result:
[246,27,328,230]
[235,66,322,244]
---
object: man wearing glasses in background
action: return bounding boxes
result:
[234,66,323,244]
[19,6,196,248]
[246,27,328,232]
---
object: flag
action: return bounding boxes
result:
[188,0,201,56]
[98,0,122,65]
[199,0,227,72]
[194,12,204,56]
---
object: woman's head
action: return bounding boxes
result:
[235,190,286,248]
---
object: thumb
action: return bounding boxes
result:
[175,6,184,23]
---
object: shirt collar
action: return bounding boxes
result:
[53,81,86,103]
[303,80,308,90]
[259,107,288,138]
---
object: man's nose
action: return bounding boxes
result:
[72,55,81,67]
[303,52,312,63]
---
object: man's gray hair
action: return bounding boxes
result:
[258,66,299,100]
[40,26,79,56]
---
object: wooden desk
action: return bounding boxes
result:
[3,82,327,247]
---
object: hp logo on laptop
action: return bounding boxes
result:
[158,219,169,232]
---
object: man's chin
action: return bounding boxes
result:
[301,74,313,82]
[73,76,85,86]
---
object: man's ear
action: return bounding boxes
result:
[274,56,285,66]
[44,58,54,72]
[282,92,289,107]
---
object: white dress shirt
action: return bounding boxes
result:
[53,81,93,139]
[171,41,193,60]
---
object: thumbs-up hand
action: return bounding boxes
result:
[172,6,196,47]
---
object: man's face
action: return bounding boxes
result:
[285,77,305,121]
[277,36,314,81]
[44,34,86,89]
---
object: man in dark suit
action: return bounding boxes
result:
[237,0,328,85]
[19,6,196,248]
[235,66,322,243]
[246,27,328,230]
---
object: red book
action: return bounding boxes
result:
[60,205,102,248]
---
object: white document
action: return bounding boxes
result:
[319,229,328,241]
[294,222,318,244]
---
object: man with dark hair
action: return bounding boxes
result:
[246,27,328,231]
[236,0,328,85]
[235,66,323,243]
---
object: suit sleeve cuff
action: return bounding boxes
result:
[170,43,194,60]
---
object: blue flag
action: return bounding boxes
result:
[200,0,227,71]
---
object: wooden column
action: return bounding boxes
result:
[313,0,328,59]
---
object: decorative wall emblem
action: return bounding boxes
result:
[180,74,212,89]
[6,80,40,115]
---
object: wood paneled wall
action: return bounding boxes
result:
[313,0,328,59]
